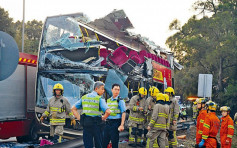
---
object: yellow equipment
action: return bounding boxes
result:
[150,87,159,97]
[164,87,175,95]
[220,106,231,112]
[139,87,147,96]
[156,93,165,101]
[163,94,169,102]
[207,101,217,111]
[53,83,64,95]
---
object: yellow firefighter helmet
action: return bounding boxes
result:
[164,87,175,95]
[150,87,159,97]
[156,93,165,101]
[220,106,231,112]
[163,94,169,102]
[207,101,217,111]
[53,83,64,95]
[139,87,147,96]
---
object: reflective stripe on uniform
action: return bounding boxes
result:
[50,107,62,112]
[200,119,204,123]
[154,123,166,128]
[150,119,155,125]
[202,135,208,139]
[227,134,233,138]
[198,130,203,134]
[158,113,168,118]
[133,106,137,111]
[203,123,210,129]
[107,98,121,116]
[228,125,234,129]
[129,115,145,122]
[44,111,49,116]
[82,95,101,116]
[50,119,65,123]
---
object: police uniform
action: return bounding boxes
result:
[103,96,126,148]
[74,91,109,148]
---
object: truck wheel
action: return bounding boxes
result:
[16,136,27,143]
[28,124,39,142]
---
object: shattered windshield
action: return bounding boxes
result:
[42,16,82,48]
[36,73,95,108]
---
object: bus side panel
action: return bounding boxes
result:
[0,65,26,121]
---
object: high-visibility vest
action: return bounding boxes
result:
[107,98,121,116]
[82,95,101,116]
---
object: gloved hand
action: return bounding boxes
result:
[198,139,205,147]
[225,140,230,145]
[71,119,76,127]
[40,116,44,123]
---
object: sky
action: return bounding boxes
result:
[0,0,198,49]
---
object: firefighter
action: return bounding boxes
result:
[164,87,179,148]
[164,94,171,148]
[128,87,147,147]
[103,84,126,148]
[199,101,220,148]
[71,81,111,148]
[234,112,237,125]
[145,87,159,130]
[220,106,234,148]
[40,83,76,143]
[146,93,170,148]
[144,86,160,147]
[193,101,198,124]
[195,98,208,146]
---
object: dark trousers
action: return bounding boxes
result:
[103,119,121,148]
[83,124,103,148]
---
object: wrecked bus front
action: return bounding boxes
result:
[35,14,109,134]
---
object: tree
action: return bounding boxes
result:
[166,0,237,115]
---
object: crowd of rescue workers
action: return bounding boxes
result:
[39,81,236,148]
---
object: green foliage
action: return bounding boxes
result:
[0,7,42,55]
[166,0,237,112]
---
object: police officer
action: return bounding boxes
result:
[71,81,111,148]
[164,87,179,148]
[128,87,147,146]
[103,84,126,148]
[40,83,76,143]
[146,93,170,148]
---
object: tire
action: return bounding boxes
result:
[17,124,39,143]
[16,136,27,143]
[28,124,39,142]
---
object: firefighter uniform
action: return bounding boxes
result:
[145,87,159,128]
[165,87,179,148]
[193,102,198,120]
[128,87,147,146]
[220,106,234,148]
[199,101,220,148]
[196,98,208,144]
[41,83,75,143]
[146,93,170,148]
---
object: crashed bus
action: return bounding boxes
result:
[35,10,178,136]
